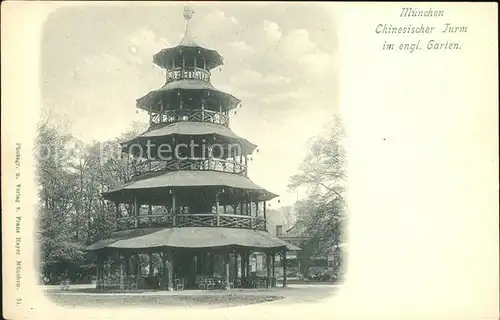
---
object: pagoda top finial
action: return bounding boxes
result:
[179,5,197,46]
[182,5,194,20]
[153,4,224,69]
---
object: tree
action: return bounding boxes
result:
[36,118,149,282]
[288,115,347,280]
[35,119,86,281]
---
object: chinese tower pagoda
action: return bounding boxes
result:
[86,6,299,291]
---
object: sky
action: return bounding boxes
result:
[41,2,339,207]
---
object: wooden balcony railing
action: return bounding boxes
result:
[130,158,247,180]
[116,213,267,231]
[151,109,229,126]
[165,67,211,84]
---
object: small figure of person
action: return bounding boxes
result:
[60,273,70,291]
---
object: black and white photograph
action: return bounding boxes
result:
[35,2,345,308]
[2,2,498,320]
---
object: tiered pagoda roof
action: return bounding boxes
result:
[87,227,298,251]
[86,6,299,254]
[152,6,224,71]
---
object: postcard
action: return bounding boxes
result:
[2,2,498,319]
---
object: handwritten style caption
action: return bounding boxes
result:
[376,8,467,53]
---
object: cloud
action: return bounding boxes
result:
[204,9,238,26]
[260,87,317,104]
[263,20,282,42]
[282,29,335,76]
[283,29,316,52]
[229,40,253,52]
[262,74,292,85]
[229,69,291,89]
[235,69,262,84]
[77,28,169,72]
[66,27,170,134]
[127,28,169,65]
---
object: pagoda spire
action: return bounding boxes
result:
[179,5,197,46]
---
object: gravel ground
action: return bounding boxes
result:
[46,293,282,308]
[43,284,337,308]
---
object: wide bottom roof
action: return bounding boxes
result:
[85,227,301,252]
[102,170,278,202]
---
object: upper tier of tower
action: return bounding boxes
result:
[137,6,241,115]
[152,6,224,74]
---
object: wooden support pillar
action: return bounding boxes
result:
[197,253,203,274]
[134,196,139,228]
[148,253,154,276]
[240,252,246,287]
[124,253,130,276]
[224,253,230,290]
[216,191,220,226]
[161,252,167,290]
[126,155,129,179]
[201,100,205,121]
[103,256,108,281]
[134,253,140,287]
[172,190,176,226]
[167,252,174,291]
[149,105,152,125]
[210,252,215,276]
[282,251,287,287]
[159,100,164,123]
[115,203,121,230]
[240,191,244,215]
[263,201,267,230]
[160,251,173,291]
[245,253,251,279]
[96,253,104,288]
[148,205,152,225]
[233,253,239,279]
[197,253,202,274]
[272,253,276,287]
[119,253,125,289]
[266,253,272,289]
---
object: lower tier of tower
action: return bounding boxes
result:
[85,227,300,290]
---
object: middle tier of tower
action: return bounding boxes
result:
[121,116,256,181]
[137,79,240,129]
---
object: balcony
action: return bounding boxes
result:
[165,67,211,83]
[131,158,247,180]
[151,109,229,127]
[116,213,267,231]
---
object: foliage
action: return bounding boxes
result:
[36,118,147,281]
[288,115,347,280]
